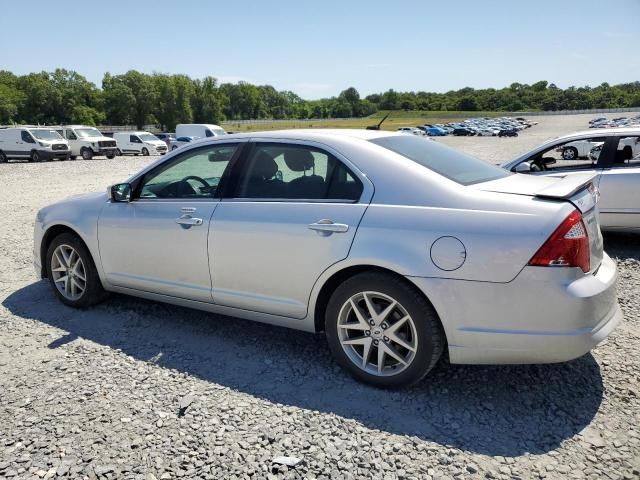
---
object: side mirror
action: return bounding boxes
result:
[515,162,531,173]
[110,183,132,202]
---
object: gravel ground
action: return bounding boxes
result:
[1,114,639,480]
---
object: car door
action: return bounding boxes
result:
[18,130,36,157]
[98,141,244,301]
[209,140,373,319]
[597,134,640,230]
[65,129,80,156]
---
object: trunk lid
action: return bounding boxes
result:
[474,172,603,272]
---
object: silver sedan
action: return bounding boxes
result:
[503,127,640,232]
[34,130,621,388]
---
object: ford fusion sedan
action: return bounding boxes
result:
[503,127,640,232]
[34,130,621,388]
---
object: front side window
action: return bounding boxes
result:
[520,137,607,172]
[371,135,509,185]
[236,143,363,201]
[138,144,239,199]
[138,133,158,142]
[21,131,35,143]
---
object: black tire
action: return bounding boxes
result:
[45,232,108,308]
[141,147,149,156]
[106,152,116,159]
[0,150,7,163]
[116,148,122,156]
[81,148,93,160]
[562,147,578,160]
[30,150,41,162]
[70,155,77,160]
[325,272,445,388]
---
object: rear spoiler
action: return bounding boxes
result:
[535,172,598,213]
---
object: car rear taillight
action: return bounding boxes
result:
[528,210,590,273]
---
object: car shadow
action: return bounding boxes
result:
[2,279,604,458]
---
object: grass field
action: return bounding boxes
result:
[221,110,525,133]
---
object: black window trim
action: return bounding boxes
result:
[130,141,247,202]
[222,140,366,204]
[604,135,640,170]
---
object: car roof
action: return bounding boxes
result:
[201,128,403,143]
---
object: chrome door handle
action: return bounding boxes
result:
[308,219,349,234]
[176,214,203,228]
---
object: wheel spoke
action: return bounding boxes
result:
[380,342,408,366]
[52,266,67,273]
[385,315,409,336]
[362,293,377,319]
[54,275,68,285]
[387,332,416,353]
[376,300,397,326]
[342,336,369,346]
[347,299,370,330]
[361,338,373,368]
[54,250,66,268]
[377,343,385,374]
[60,247,71,267]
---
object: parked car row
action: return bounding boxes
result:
[397,116,536,138]
[0,123,227,162]
[588,115,640,129]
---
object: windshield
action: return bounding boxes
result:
[30,129,63,141]
[139,133,159,142]
[75,128,102,138]
[370,135,511,186]
[211,128,226,136]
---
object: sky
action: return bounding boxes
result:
[2,0,639,99]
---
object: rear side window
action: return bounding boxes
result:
[370,135,509,185]
[236,143,363,201]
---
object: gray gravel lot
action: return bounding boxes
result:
[1,114,639,480]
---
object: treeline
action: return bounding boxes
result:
[1,69,639,130]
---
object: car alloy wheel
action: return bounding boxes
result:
[142,147,149,156]
[337,291,418,376]
[562,148,577,160]
[50,244,87,301]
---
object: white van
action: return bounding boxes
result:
[175,124,226,139]
[113,131,168,156]
[0,127,70,162]
[55,125,117,160]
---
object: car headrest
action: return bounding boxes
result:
[284,149,314,172]
[252,151,278,179]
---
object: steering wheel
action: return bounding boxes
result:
[179,175,210,195]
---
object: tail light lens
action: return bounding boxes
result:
[528,210,590,273]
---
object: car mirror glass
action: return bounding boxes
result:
[110,183,132,202]
[515,162,531,173]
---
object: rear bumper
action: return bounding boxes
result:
[408,252,621,365]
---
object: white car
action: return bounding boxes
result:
[55,125,117,160]
[176,124,226,139]
[0,127,70,162]
[34,129,620,388]
[397,127,424,136]
[114,132,168,156]
[504,127,640,231]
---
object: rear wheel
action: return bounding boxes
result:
[0,151,7,163]
[81,148,93,160]
[562,147,578,160]
[46,233,108,308]
[325,272,444,388]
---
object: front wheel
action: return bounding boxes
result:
[30,150,41,162]
[325,272,445,388]
[562,147,578,160]
[142,147,149,156]
[81,148,93,160]
[46,233,108,308]
[106,152,116,159]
